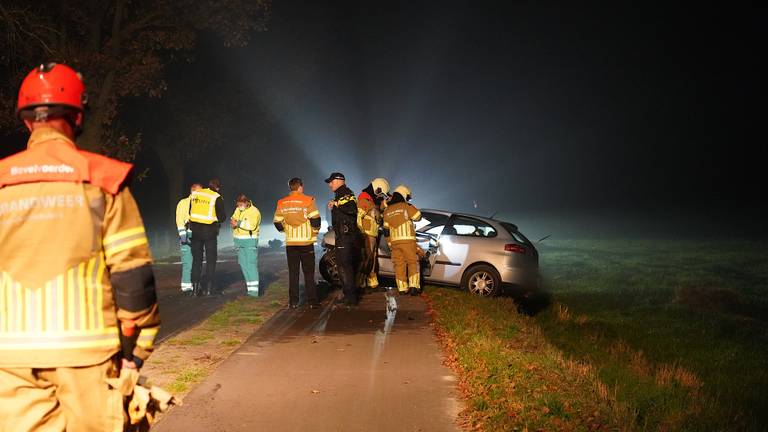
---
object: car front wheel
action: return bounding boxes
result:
[319,250,340,286]
[461,264,501,297]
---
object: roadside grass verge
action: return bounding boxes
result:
[425,286,619,431]
[537,239,768,431]
[141,273,288,400]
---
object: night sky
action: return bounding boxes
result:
[6,2,766,241]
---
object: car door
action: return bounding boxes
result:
[429,215,499,285]
[377,211,446,278]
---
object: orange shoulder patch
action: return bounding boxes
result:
[78,151,133,195]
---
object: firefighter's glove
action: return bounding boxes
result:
[106,367,140,397]
[128,383,182,426]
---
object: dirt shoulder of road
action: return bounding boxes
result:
[141,270,288,399]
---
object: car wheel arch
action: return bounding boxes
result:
[460,262,502,297]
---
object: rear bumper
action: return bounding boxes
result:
[499,266,539,288]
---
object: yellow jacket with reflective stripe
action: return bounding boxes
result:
[0,128,160,368]
[232,203,261,239]
[274,191,320,246]
[175,196,191,235]
[383,202,422,244]
[189,188,220,224]
[356,192,380,238]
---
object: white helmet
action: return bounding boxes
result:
[371,177,390,197]
[393,184,412,201]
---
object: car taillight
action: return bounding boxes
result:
[504,244,526,254]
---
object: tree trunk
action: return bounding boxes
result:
[79,0,125,153]
[156,146,185,235]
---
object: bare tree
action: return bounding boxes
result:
[0,1,270,155]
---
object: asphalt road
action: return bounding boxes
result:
[153,248,287,342]
[154,291,462,432]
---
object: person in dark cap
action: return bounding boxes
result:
[325,172,361,307]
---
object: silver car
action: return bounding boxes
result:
[320,209,539,296]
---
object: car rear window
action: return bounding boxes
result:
[500,222,532,245]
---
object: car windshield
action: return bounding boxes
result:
[415,212,450,235]
[500,222,532,245]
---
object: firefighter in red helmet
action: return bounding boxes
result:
[0,63,160,431]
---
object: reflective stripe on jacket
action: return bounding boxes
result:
[232,203,261,239]
[274,191,320,246]
[357,192,380,238]
[189,188,220,224]
[0,127,160,368]
[383,202,422,243]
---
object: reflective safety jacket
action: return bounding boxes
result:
[232,202,261,239]
[383,201,422,244]
[357,191,380,238]
[273,191,321,246]
[0,127,159,368]
[189,188,221,224]
[175,196,191,237]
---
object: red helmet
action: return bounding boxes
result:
[16,63,87,116]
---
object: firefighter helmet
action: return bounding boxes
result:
[393,184,412,201]
[370,177,390,197]
[17,63,87,117]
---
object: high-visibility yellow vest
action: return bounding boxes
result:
[189,188,220,224]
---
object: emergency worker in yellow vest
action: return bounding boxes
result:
[175,183,202,293]
[231,194,261,297]
[0,63,160,431]
[383,184,423,295]
[274,177,322,308]
[189,179,226,296]
[357,177,390,294]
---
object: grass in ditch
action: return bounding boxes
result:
[425,286,618,431]
[536,239,768,431]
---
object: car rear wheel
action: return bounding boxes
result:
[461,264,501,297]
[319,250,340,286]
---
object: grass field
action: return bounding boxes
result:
[428,239,767,431]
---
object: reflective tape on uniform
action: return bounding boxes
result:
[1,255,108,334]
[389,222,415,242]
[0,326,119,350]
[103,227,148,258]
[137,326,158,349]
